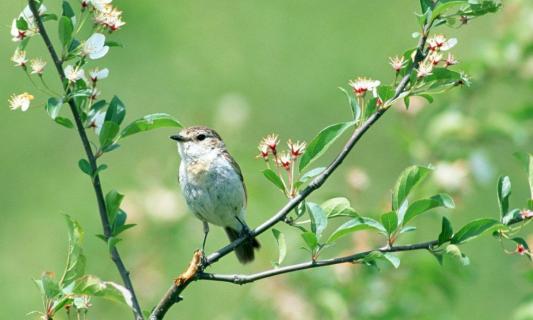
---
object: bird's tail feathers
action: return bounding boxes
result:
[224,227,260,264]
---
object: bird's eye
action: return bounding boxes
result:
[197,134,206,141]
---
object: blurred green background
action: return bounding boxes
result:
[1,0,532,319]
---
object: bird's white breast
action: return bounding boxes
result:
[179,152,246,230]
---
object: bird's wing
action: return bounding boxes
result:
[222,150,247,206]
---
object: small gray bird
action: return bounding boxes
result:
[171,126,260,264]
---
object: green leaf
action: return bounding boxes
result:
[108,236,122,251]
[112,209,127,232]
[55,116,74,128]
[16,17,28,31]
[299,167,326,183]
[438,216,453,246]
[403,193,455,224]
[94,164,108,176]
[105,96,126,125]
[377,85,395,103]
[45,97,63,120]
[419,0,434,13]
[105,40,124,47]
[383,253,400,269]
[39,272,61,299]
[301,232,318,252]
[41,13,58,22]
[326,217,386,244]
[58,16,73,47]
[502,208,521,225]
[271,229,287,266]
[497,176,511,219]
[321,197,357,218]
[78,159,92,176]
[99,121,120,148]
[381,211,398,235]
[74,276,133,308]
[120,113,182,138]
[307,202,328,239]
[451,218,502,244]
[105,190,124,225]
[262,169,286,193]
[431,1,467,21]
[114,223,136,235]
[446,244,470,266]
[62,1,76,18]
[299,121,356,172]
[339,87,360,121]
[392,165,431,211]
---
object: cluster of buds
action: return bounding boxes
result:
[414,34,459,78]
[257,134,307,198]
[84,0,126,32]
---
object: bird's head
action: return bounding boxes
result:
[171,126,225,160]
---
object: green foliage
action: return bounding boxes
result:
[299,121,356,172]
[392,165,431,211]
[31,216,133,318]
[403,193,455,225]
[120,113,182,138]
[339,87,361,121]
[451,218,502,244]
[58,16,73,47]
[262,169,286,193]
[497,176,511,219]
[326,217,385,244]
[271,229,287,267]
[438,216,453,246]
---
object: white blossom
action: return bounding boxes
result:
[416,61,433,78]
[90,111,106,134]
[348,77,381,97]
[11,49,28,67]
[30,58,47,74]
[81,33,109,60]
[8,92,34,111]
[90,0,113,12]
[89,68,109,82]
[64,65,86,82]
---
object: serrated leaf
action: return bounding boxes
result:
[120,113,182,138]
[299,121,356,172]
[392,165,431,211]
[271,229,287,266]
[451,218,502,244]
[497,176,511,219]
[262,169,286,193]
[403,193,455,224]
[307,202,327,239]
[438,216,453,246]
[431,1,468,21]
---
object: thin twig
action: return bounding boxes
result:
[198,215,526,284]
[28,1,143,319]
[150,12,436,320]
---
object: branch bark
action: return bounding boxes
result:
[150,13,436,320]
[28,2,143,319]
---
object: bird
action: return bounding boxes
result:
[170,126,260,264]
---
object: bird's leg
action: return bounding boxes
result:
[235,216,252,239]
[200,221,209,265]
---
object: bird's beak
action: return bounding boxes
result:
[170,134,187,142]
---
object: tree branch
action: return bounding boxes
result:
[150,13,436,320]
[199,241,437,284]
[28,1,143,319]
